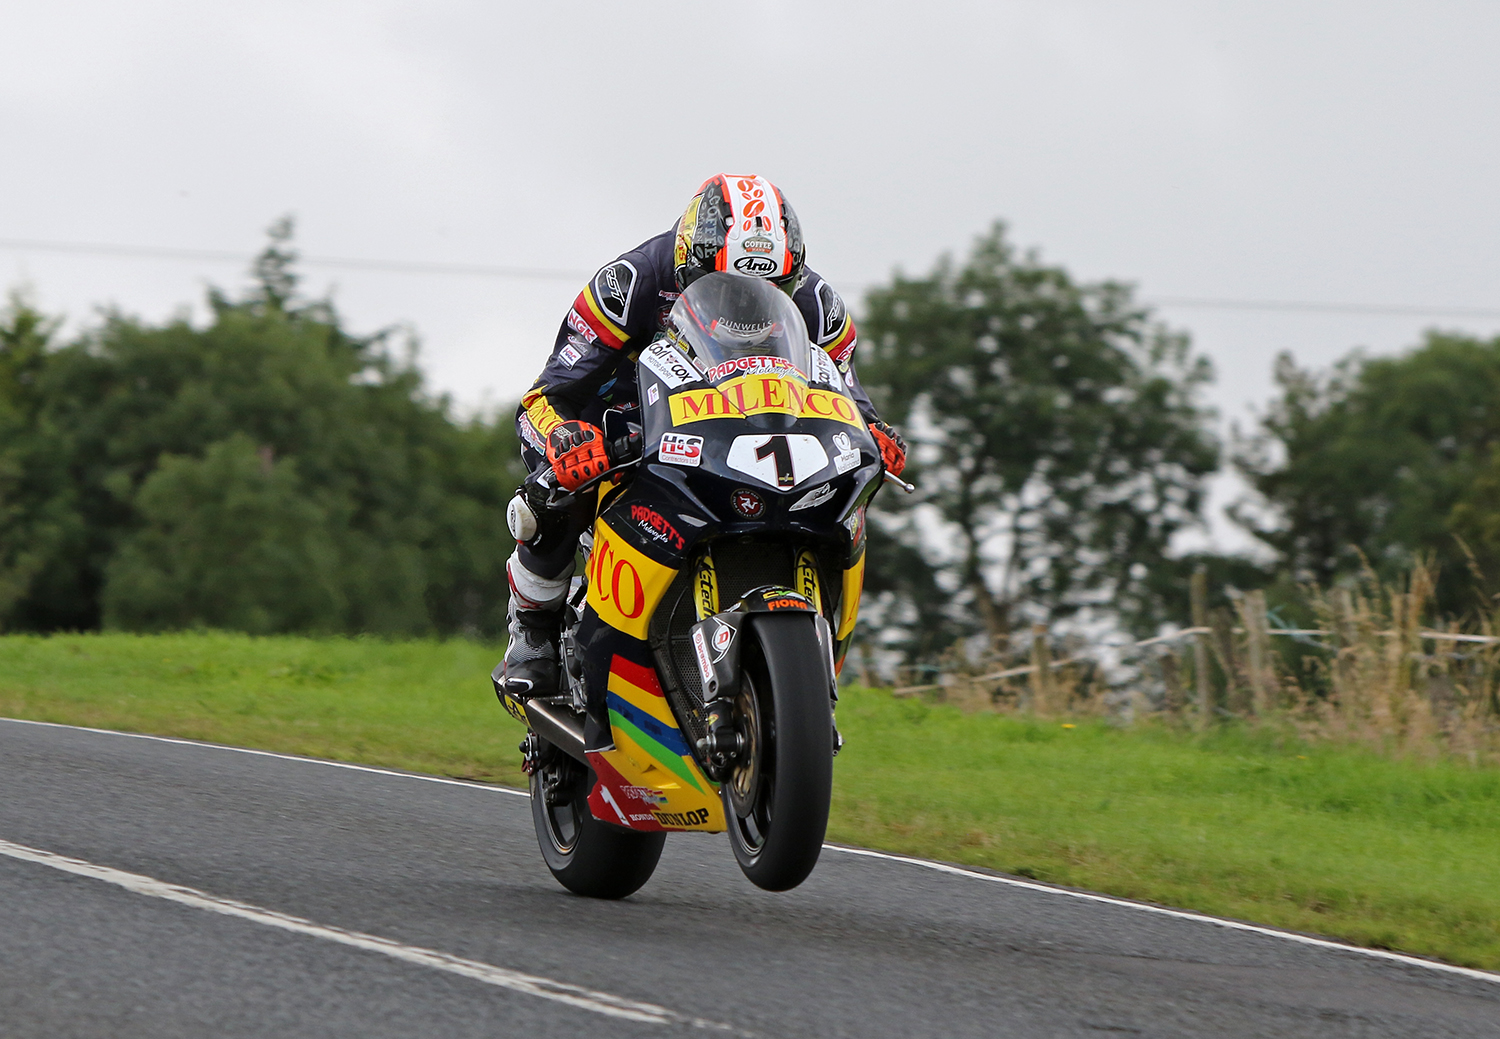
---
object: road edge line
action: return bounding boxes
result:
[0,716,529,796]
[821,844,1500,986]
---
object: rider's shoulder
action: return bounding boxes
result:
[792,269,851,347]
[608,231,675,280]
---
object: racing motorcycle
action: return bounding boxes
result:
[493,272,906,898]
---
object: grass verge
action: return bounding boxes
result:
[3,632,1499,971]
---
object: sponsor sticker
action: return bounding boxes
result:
[691,628,715,689]
[832,430,861,474]
[789,482,835,512]
[621,785,669,806]
[653,808,711,828]
[658,432,703,467]
[566,308,598,343]
[668,376,862,428]
[559,343,582,368]
[733,255,779,276]
[639,340,699,389]
[595,260,638,323]
[730,488,765,519]
[711,619,734,659]
[630,503,685,552]
[647,384,660,405]
[816,280,847,341]
[812,347,845,390]
[703,354,803,384]
[742,234,775,254]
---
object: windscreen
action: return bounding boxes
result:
[668,272,813,384]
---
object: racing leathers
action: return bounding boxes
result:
[501,230,884,696]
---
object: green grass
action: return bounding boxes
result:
[0,632,526,785]
[4,633,1499,971]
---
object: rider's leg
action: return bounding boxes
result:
[499,454,597,699]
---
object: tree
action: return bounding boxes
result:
[102,435,347,633]
[0,293,66,626]
[856,223,1219,652]
[0,221,527,636]
[1238,332,1500,614]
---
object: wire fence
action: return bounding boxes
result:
[872,567,1500,761]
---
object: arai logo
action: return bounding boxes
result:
[733,255,779,276]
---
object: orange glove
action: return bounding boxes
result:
[869,421,907,477]
[547,421,610,490]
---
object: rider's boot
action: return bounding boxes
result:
[498,555,570,701]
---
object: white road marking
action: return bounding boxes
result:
[0,837,733,1031]
[7,716,1500,988]
[0,716,530,796]
[821,845,1500,986]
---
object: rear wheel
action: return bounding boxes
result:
[723,614,833,891]
[530,751,665,899]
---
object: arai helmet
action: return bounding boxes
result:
[672,174,806,295]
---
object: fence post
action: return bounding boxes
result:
[1028,623,1051,713]
[1191,567,1212,729]
[1241,589,1272,715]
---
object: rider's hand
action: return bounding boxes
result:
[547,420,610,491]
[869,420,907,477]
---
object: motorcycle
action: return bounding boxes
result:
[493,272,906,898]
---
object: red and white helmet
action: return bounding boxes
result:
[673,174,806,294]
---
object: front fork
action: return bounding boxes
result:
[690,548,842,779]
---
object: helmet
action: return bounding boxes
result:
[672,174,806,295]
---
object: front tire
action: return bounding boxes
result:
[530,757,665,900]
[723,614,834,891]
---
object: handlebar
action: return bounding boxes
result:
[883,471,916,494]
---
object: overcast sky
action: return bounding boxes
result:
[4,1,1498,545]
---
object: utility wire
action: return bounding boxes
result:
[0,238,589,283]
[1148,296,1500,319]
[3,236,1499,320]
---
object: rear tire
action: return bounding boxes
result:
[530,758,665,900]
[723,614,833,891]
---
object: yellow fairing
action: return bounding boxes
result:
[597,654,725,832]
[585,519,678,639]
[837,552,866,640]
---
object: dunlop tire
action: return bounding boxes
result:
[725,613,834,891]
[531,765,666,900]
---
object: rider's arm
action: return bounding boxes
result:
[792,272,880,425]
[517,238,669,450]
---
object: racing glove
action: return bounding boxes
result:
[869,420,907,477]
[546,420,610,491]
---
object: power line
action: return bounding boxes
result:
[3,236,1498,320]
[1149,296,1500,319]
[0,238,589,283]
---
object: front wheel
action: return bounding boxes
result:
[723,614,834,891]
[530,753,665,899]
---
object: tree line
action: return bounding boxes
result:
[0,221,524,637]
[2,220,1496,650]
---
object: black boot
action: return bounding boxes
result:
[499,600,562,700]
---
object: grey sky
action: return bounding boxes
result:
[4,1,1499,547]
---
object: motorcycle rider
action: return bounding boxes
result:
[500,173,907,698]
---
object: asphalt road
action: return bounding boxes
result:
[2,718,1498,1038]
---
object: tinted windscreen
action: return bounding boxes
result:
[668,273,813,383]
